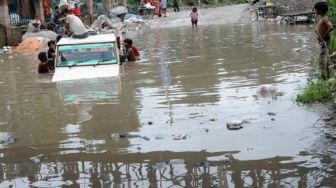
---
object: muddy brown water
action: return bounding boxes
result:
[0,24,335,187]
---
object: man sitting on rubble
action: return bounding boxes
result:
[63,8,88,39]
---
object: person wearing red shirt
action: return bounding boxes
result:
[72,3,82,18]
[124,38,140,60]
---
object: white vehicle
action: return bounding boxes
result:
[52,33,120,82]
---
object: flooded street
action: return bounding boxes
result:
[0,23,335,187]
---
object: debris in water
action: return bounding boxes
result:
[0,132,17,145]
[141,136,150,141]
[30,154,44,164]
[325,132,336,140]
[155,135,164,140]
[226,120,243,130]
[271,117,275,121]
[119,133,128,138]
[209,118,216,122]
[225,153,235,162]
[294,48,303,52]
[205,128,209,132]
[257,85,277,98]
[110,133,129,141]
[267,112,276,116]
[173,133,187,140]
[148,121,153,125]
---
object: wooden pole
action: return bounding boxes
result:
[104,0,112,14]
[0,0,11,46]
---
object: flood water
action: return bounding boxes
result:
[0,23,335,187]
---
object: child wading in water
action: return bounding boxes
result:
[37,52,50,73]
[314,2,333,79]
[190,7,198,29]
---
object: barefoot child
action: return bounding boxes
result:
[314,2,333,79]
[190,7,198,29]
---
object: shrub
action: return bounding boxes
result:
[296,79,334,103]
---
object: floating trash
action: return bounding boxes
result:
[173,133,187,140]
[257,85,277,98]
[30,154,44,164]
[0,132,17,145]
[226,120,243,130]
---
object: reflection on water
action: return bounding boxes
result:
[57,77,121,104]
[0,152,334,187]
[0,23,335,186]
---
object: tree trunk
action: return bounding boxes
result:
[121,0,127,7]
[87,0,93,25]
[0,0,11,46]
[35,0,45,24]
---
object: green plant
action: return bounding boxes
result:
[186,0,197,6]
[202,0,215,5]
[296,79,334,103]
[328,0,336,22]
[311,56,319,66]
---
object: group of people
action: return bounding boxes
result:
[38,39,59,74]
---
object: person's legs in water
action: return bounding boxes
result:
[319,35,331,79]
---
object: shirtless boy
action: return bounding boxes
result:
[314,2,333,79]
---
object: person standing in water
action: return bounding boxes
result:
[314,2,333,79]
[190,7,198,29]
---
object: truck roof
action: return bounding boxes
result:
[57,33,117,46]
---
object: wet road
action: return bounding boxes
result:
[0,23,335,187]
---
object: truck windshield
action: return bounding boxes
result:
[56,43,117,67]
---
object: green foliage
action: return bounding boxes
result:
[328,0,336,22]
[311,56,319,66]
[296,79,334,103]
[186,0,197,6]
[331,35,336,52]
[127,0,139,6]
[202,0,215,5]
[168,1,174,7]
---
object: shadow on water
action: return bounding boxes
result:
[0,23,335,186]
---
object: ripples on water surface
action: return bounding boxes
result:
[0,24,335,187]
